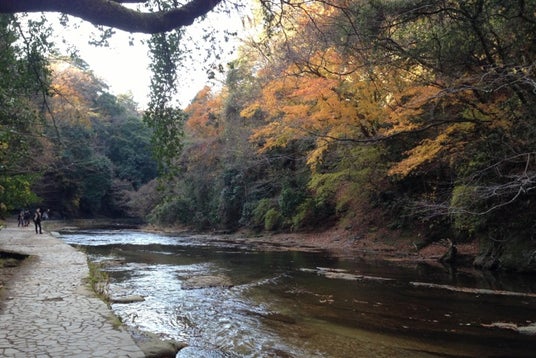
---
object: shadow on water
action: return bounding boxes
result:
[59,229,536,358]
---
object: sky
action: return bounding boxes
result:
[53,5,251,110]
[67,29,153,108]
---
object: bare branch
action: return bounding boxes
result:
[412,153,536,220]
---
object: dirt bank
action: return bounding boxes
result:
[143,223,480,267]
[38,218,480,265]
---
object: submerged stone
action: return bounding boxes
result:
[181,274,233,289]
[110,295,145,304]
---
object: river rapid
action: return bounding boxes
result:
[58,228,536,357]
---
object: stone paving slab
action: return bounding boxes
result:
[0,221,145,358]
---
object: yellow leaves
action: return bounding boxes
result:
[306,138,330,171]
[244,59,392,172]
[388,137,444,177]
[385,84,440,135]
[239,102,261,119]
[388,122,475,177]
[250,121,293,151]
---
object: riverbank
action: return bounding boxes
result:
[142,222,480,267]
[36,217,481,265]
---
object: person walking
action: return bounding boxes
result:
[17,210,24,227]
[24,210,31,226]
[33,208,42,234]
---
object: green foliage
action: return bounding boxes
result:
[143,106,186,178]
[144,30,186,178]
[291,198,318,230]
[290,194,335,230]
[95,92,125,117]
[278,184,306,219]
[26,57,158,218]
[79,155,113,214]
[0,175,40,215]
[0,15,50,213]
[449,185,485,235]
[252,199,275,230]
[104,117,157,189]
[264,208,282,231]
[218,168,245,229]
[148,197,193,226]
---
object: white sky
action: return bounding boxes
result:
[69,30,153,108]
[53,5,251,110]
[59,24,209,110]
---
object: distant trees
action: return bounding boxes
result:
[25,57,158,218]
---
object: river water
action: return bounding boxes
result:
[58,228,536,357]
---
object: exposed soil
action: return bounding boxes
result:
[254,228,477,263]
[145,223,480,267]
[44,218,481,265]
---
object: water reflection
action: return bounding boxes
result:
[60,229,536,357]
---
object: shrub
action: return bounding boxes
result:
[264,208,282,231]
[148,197,192,226]
[251,198,274,229]
[450,185,486,234]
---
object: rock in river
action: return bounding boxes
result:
[181,274,233,289]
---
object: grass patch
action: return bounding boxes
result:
[85,259,126,330]
[87,260,110,302]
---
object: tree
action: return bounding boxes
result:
[0,0,224,33]
[0,15,51,214]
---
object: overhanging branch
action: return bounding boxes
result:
[0,0,224,33]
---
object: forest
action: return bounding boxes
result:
[1,0,536,271]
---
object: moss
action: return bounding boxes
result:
[475,236,536,272]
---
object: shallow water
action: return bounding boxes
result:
[59,229,536,357]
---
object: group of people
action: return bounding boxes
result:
[17,208,50,234]
[17,209,32,227]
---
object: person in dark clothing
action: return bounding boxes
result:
[23,210,31,226]
[33,208,42,234]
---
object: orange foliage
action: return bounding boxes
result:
[384,72,512,177]
[388,122,474,177]
[384,85,440,135]
[48,60,102,126]
[242,53,389,171]
[184,86,224,139]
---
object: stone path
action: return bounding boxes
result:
[0,221,145,357]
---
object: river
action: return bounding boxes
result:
[58,228,536,357]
